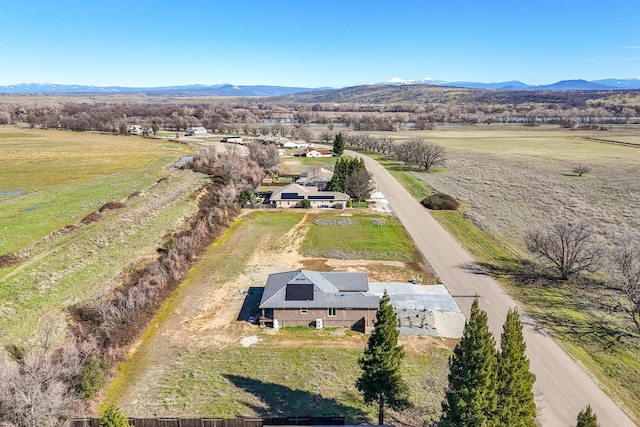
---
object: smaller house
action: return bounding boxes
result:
[269,183,349,208]
[187,126,208,136]
[296,167,334,189]
[281,140,300,149]
[292,140,310,148]
[261,136,288,145]
[128,124,144,135]
[221,135,243,144]
[297,148,334,158]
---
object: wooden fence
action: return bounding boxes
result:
[69,416,345,427]
[244,203,277,209]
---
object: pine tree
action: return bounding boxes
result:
[439,297,498,427]
[333,132,345,156]
[496,308,537,427]
[576,404,599,427]
[357,290,410,425]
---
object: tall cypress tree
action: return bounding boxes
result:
[329,157,345,192]
[576,405,599,427]
[496,308,537,427]
[333,132,345,156]
[439,297,498,427]
[357,290,410,425]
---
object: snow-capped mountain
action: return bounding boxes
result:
[379,77,640,90]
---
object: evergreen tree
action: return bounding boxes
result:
[357,290,410,425]
[329,157,345,192]
[496,308,537,427]
[330,157,367,193]
[333,132,345,156]
[439,297,498,427]
[576,404,599,427]
[100,405,133,427]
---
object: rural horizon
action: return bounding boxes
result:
[1,1,639,426]
[2,75,640,92]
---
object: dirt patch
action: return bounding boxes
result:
[400,335,457,353]
[299,258,331,271]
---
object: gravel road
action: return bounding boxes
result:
[350,149,637,427]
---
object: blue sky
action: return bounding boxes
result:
[1,0,639,87]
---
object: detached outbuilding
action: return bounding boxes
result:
[187,126,208,136]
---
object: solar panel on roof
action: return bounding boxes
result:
[281,193,304,199]
[285,283,314,300]
[308,195,334,200]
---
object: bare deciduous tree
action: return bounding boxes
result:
[319,130,333,143]
[0,346,82,427]
[610,236,640,334]
[392,138,446,171]
[525,221,603,280]
[248,142,281,175]
[297,128,313,143]
[416,141,446,170]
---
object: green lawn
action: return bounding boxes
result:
[301,214,418,261]
[281,156,337,174]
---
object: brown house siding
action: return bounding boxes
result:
[274,307,376,331]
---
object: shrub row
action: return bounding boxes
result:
[70,149,262,358]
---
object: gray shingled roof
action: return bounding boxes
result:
[320,272,369,291]
[259,270,379,309]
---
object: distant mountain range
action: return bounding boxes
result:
[0,83,329,96]
[1,78,639,95]
[381,78,640,91]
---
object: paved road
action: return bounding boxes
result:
[351,150,637,427]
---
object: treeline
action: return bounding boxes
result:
[0,97,637,135]
[0,150,264,426]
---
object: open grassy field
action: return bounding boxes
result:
[106,210,449,425]
[350,124,640,418]
[0,170,208,346]
[0,125,204,346]
[0,126,193,255]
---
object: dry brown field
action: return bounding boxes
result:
[339,124,640,254]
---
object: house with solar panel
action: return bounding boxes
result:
[258,270,379,330]
[257,270,466,337]
[269,183,350,208]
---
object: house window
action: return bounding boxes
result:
[300,308,308,315]
[328,308,337,317]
